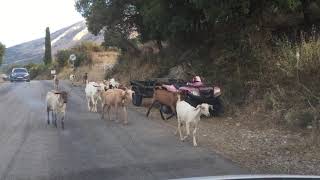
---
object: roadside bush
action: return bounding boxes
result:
[24,63,48,79]
[54,43,96,68]
[55,50,72,67]
[284,109,313,128]
[78,42,104,52]
[73,51,91,67]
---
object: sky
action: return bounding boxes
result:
[0,0,84,48]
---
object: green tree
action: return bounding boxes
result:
[43,27,52,65]
[55,50,71,67]
[0,42,5,66]
[75,0,320,47]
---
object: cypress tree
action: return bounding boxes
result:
[43,27,52,65]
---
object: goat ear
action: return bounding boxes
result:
[198,104,206,110]
[121,91,126,96]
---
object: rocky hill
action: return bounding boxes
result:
[3,21,103,65]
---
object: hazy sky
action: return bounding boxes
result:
[0,0,84,47]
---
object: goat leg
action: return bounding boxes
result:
[101,104,106,120]
[86,97,91,112]
[107,106,111,121]
[182,122,190,141]
[115,105,120,123]
[166,113,175,120]
[177,117,184,141]
[54,113,58,128]
[47,108,50,125]
[146,101,156,117]
[159,109,166,120]
[166,105,176,120]
[123,106,128,125]
[90,97,96,112]
[61,116,65,130]
[193,123,198,146]
[51,111,54,125]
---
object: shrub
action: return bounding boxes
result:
[55,50,72,67]
[78,42,104,52]
[23,63,47,79]
[284,109,313,128]
[55,42,96,68]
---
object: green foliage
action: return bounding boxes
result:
[54,42,95,68]
[43,27,52,65]
[55,50,71,67]
[72,50,91,67]
[75,0,317,46]
[0,42,5,66]
[24,63,47,79]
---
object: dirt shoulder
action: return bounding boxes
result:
[132,99,320,175]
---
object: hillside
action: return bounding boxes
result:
[3,21,103,65]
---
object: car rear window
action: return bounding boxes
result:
[13,69,27,73]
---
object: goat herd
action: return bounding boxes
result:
[45,76,213,147]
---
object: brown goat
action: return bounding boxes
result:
[146,88,178,120]
[101,88,134,124]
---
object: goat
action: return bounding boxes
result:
[69,74,75,85]
[101,88,134,125]
[53,75,59,90]
[146,88,178,120]
[109,78,120,89]
[46,91,68,129]
[83,73,88,84]
[85,81,106,112]
[176,94,212,146]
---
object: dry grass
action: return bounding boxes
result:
[55,50,120,83]
[109,55,160,86]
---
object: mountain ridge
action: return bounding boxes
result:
[3,21,103,65]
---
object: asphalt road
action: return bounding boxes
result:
[0,81,246,180]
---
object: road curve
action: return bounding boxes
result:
[0,81,247,180]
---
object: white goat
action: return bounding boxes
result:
[109,78,120,89]
[53,75,59,90]
[69,74,75,85]
[176,94,212,146]
[46,91,68,129]
[85,82,107,112]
